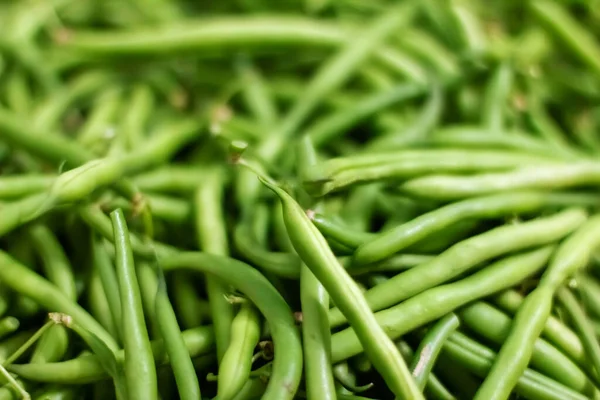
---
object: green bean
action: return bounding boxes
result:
[342,254,435,276]
[481,62,513,133]
[300,263,335,400]
[492,289,587,367]
[120,84,154,150]
[411,313,460,391]
[233,221,301,278]
[33,384,81,400]
[137,262,160,338]
[395,341,457,400]
[576,276,600,319]
[30,324,69,365]
[0,319,19,342]
[8,325,215,384]
[556,286,600,385]
[432,354,479,400]
[332,362,373,394]
[236,57,278,129]
[90,237,121,339]
[330,208,585,326]
[475,214,600,400]
[400,163,600,200]
[354,191,591,265]
[308,148,560,182]
[307,83,426,146]
[3,68,32,116]
[86,270,119,339]
[531,0,600,78]
[0,250,118,351]
[77,87,122,147]
[218,304,261,400]
[0,175,54,200]
[445,332,589,400]
[425,125,582,160]
[194,167,234,363]
[155,267,201,400]
[28,224,76,301]
[260,178,422,399]
[459,301,598,392]
[110,209,157,400]
[158,252,302,400]
[330,246,553,360]
[79,205,177,260]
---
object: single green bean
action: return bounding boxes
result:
[411,314,460,391]
[194,167,234,363]
[155,268,201,400]
[110,209,157,400]
[217,304,261,400]
[400,163,600,200]
[301,264,336,400]
[481,62,513,133]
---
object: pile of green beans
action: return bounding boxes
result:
[4,0,600,399]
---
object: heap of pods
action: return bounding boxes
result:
[2,0,600,399]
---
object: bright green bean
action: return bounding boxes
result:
[400,163,600,200]
[111,209,157,400]
[411,313,460,391]
[218,304,261,400]
[155,268,201,400]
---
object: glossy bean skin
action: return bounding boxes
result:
[459,301,598,393]
[159,252,302,400]
[475,214,600,400]
[111,209,157,400]
[330,246,553,361]
[7,326,215,384]
[399,163,600,200]
[217,304,261,400]
[329,208,586,326]
[354,191,588,265]
[261,178,422,399]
